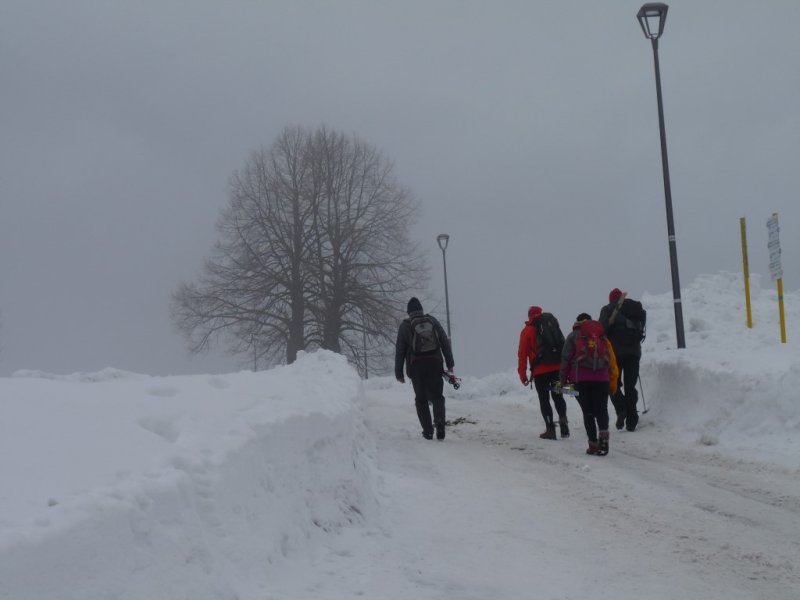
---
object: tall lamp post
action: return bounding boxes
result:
[637,2,686,348]
[362,309,369,379]
[436,234,452,338]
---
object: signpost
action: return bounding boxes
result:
[766,213,787,343]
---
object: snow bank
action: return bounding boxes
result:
[2,271,798,598]
[640,271,800,464]
[0,351,377,600]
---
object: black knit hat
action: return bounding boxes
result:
[407,297,423,314]
[576,312,592,322]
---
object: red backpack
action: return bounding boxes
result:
[575,320,609,371]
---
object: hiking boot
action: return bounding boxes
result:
[436,423,446,440]
[559,418,570,439]
[422,430,433,440]
[539,424,557,440]
[626,415,638,432]
[598,430,609,455]
[586,440,600,455]
[615,414,625,431]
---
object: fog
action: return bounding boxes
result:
[1,0,796,377]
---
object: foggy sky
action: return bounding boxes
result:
[1,0,798,378]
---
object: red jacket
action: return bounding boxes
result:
[517,318,559,383]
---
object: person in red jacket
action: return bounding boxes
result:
[518,306,569,440]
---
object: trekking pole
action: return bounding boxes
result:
[638,374,648,414]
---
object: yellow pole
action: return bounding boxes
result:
[777,278,787,343]
[740,217,753,328]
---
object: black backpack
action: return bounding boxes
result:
[535,312,565,365]
[613,299,647,343]
[409,315,441,355]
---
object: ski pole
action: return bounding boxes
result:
[638,374,648,414]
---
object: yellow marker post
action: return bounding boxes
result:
[740,217,753,328]
[777,278,787,343]
[767,213,787,343]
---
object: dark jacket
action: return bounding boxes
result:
[394,310,454,379]
[599,298,644,358]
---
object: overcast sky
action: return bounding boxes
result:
[1,1,798,378]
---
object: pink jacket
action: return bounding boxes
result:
[559,322,619,393]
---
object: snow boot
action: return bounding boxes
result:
[586,440,601,455]
[422,430,433,440]
[539,424,557,440]
[559,417,570,439]
[615,414,625,431]
[436,423,446,441]
[626,413,638,432]
[598,430,609,455]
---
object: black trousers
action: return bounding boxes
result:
[610,353,640,425]
[410,358,445,435]
[533,370,567,425]
[576,380,610,442]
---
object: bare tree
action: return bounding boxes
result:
[172,125,427,372]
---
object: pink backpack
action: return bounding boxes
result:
[575,320,609,371]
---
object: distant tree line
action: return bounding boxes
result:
[172,125,427,375]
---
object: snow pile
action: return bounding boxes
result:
[0,351,376,600]
[640,271,799,464]
[1,271,798,598]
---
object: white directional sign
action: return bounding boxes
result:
[767,213,782,281]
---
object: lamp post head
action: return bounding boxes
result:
[437,233,450,251]
[637,2,668,40]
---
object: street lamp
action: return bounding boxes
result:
[362,309,369,379]
[436,234,452,338]
[637,2,686,348]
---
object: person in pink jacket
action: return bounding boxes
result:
[559,313,619,455]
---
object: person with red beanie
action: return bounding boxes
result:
[517,306,569,439]
[599,288,647,431]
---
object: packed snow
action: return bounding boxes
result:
[1,271,798,599]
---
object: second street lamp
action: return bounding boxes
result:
[436,234,452,338]
[637,2,686,348]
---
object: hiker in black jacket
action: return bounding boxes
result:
[395,297,455,440]
[599,288,646,431]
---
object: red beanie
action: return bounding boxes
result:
[609,288,623,303]
[528,306,542,320]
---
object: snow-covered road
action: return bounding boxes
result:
[264,381,799,599]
